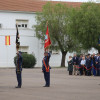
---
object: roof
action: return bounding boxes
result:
[0,0,82,12]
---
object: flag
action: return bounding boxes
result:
[5,36,10,45]
[44,25,51,49]
[16,24,20,49]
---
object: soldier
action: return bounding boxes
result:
[95,53,100,76]
[42,51,51,87]
[15,51,23,88]
[86,55,91,76]
[91,54,96,76]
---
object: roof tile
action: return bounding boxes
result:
[0,0,82,12]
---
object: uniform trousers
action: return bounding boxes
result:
[16,71,22,87]
[43,71,50,86]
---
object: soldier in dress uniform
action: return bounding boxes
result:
[95,53,100,76]
[91,54,96,76]
[15,51,23,88]
[42,51,51,87]
[86,55,91,76]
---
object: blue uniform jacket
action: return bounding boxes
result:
[78,57,82,67]
[95,56,100,67]
[72,57,78,65]
[16,53,23,72]
[42,53,51,72]
[86,58,91,68]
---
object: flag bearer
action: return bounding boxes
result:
[15,51,23,88]
[42,51,51,87]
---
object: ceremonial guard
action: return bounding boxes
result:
[15,51,23,88]
[15,24,22,88]
[42,22,51,87]
[42,51,51,87]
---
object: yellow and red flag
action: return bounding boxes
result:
[5,36,10,45]
[44,25,51,49]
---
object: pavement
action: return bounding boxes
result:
[0,68,100,100]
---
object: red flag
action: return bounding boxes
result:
[44,26,51,49]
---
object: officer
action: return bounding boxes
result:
[96,53,100,76]
[42,51,51,87]
[86,54,91,76]
[15,51,23,88]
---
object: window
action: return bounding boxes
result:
[50,50,60,54]
[16,20,28,28]
[19,46,29,53]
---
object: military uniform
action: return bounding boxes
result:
[95,55,100,76]
[86,57,91,76]
[78,56,82,75]
[15,51,23,88]
[91,56,96,76]
[42,52,51,87]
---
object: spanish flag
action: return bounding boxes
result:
[44,25,51,49]
[5,36,10,45]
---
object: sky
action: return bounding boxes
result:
[46,0,100,3]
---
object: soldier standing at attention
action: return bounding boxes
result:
[42,51,51,87]
[95,53,100,76]
[15,51,23,88]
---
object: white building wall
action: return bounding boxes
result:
[0,11,64,68]
[0,11,40,67]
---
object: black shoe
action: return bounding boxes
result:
[15,86,21,88]
[43,85,50,87]
[46,85,50,87]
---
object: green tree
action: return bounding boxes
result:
[34,2,79,67]
[69,2,100,52]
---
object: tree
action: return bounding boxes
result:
[69,2,100,52]
[34,2,79,67]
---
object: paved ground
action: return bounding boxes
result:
[0,68,100,100]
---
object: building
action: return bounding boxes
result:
[0,0,98,68]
